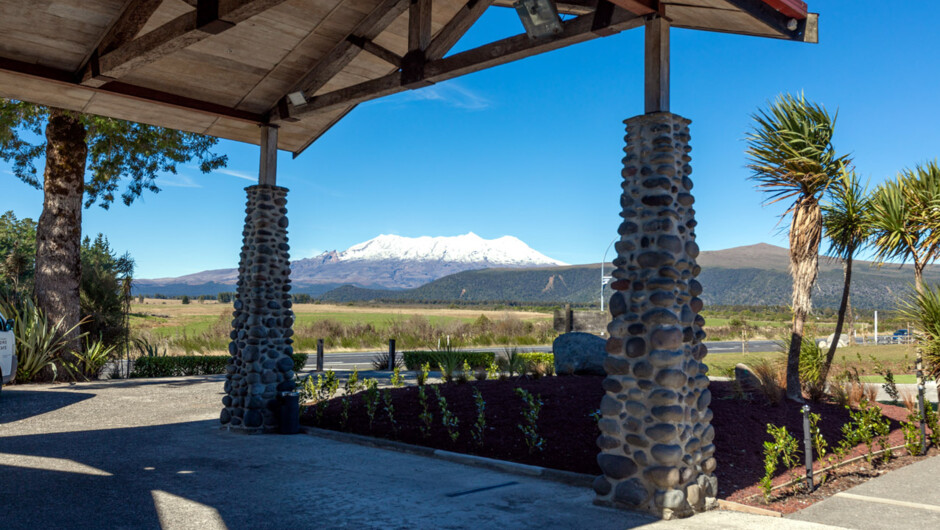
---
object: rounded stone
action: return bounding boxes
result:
[624,337,647,358]
[652,405,685,423]
[624,434,649,448]
[613,478,649,508]
[650,327,683,349]
[244,409,263,428]
[685,241,700,258]
[597,454,638,480]
[608,319,630,338]
[642,309,679,326]
[632,360,654,378]
[600,395,622,416]
[697,389,712,410]
[609,292,628,316]
[702,425,715,444]
[623,400,647,418]
[220,408,231,424]
[645,423,677,443]
[656,235,683,254]
[599,419,621,435]
[645,466,681,488]
[651,444,684,465]
[601,377,623,393]
[604,356,632,375]
[686,484,703,506]
[641,194,674,207]
[648,389,679,406]
[605,338,625,355]
[597,435,621,450]
[637,251,675,268]
[649,349,683,367]
[655,369,687,389]
[593,475,613,496]
[649,291,676,307]
[661,489,686,510]
[702,457,717,473]
[275,356,294,372]
[689,279,703,296]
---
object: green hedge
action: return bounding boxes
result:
[517,352,554,366]
[131,353,308,378]
[402,351,495,370]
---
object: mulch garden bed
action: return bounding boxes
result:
[300,376,936,515]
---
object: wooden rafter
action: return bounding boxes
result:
[78,0,165,87]
[425,0,496,60]
[81,0,289,85]
[721,0,809,39]
[348,36,403,68]
[278,0,411,104]
[285,7,643,119]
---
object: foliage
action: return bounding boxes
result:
[750,359,784,405]
[69,337,116,380]
[0,211,37,298]
[371,349,404,370]
[518,352,554,368]
[486,361,500,380]
[869,160,940,289]
[837,399,892,464]
[901,412,922,456]
[133,335,167,357]
[0,100,227,208]
[0,296,87,381]
[130,353,306,378]
[80,234,134,349]
[457,359,472,384]
[382,389,397,434]
[363,379,379,430]
[402,350,495,371]
[926,401,940,447]
[898,284,940,381]
[433,385,459,443]
[417,362,430,386]
[501,348,529,378]
[471,387,486,447]
[515,387,545,454]
[871,356,900,403]
[808,412,828,462]
[760,424,801,501]
[417,385,433,438]
[390,366,404,387]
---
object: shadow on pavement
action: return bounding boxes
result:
[0,389,94,424]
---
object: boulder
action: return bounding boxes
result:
[734,363,762,392]
[818,333,850,349]
[554,332,607,375]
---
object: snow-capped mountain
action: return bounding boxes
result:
[339,233,566,266]
[135,233,566,293]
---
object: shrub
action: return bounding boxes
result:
[371,350,404,371]
[0,296,87,382]
[402,351,495,370]
[760,424,800,500]
[515,387,544,453]
[69,338,116,380]
[518,352,553,368]
[131,353,307,378]
[750,359,784,405]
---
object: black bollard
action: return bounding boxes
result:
[278,391,300,434]
[802,404,813,491]
[316,338,324,372]
[388,339,396,370]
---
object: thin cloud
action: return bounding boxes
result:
[393,82,491,110]
[215,168,257,182]
[159,173,202,188]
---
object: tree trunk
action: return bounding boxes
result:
[914,262,925,294]
[786,200,822,402]
[34,109,86,359]
[820,255,853,383]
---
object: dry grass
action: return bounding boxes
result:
[901,388,917,413]
[750,359,785,405]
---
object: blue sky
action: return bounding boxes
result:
[3,0,940,279]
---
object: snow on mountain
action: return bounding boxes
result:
[338,232,567,266]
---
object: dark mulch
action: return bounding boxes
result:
[301,377,934,514]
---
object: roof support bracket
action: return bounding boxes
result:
[644,14,669,114]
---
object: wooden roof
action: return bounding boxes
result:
[0,0,817,155]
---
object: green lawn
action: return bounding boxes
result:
[706,344,918,377]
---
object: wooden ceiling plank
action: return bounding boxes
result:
[425,0,495,60]
[720,0,806,40]
[291,7,642,117]
[91,0,290,82]
[607,0,655,15]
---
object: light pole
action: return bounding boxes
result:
[600,238,616,312]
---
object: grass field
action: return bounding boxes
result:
[706,344,919,378]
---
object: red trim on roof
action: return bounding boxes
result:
[762,0,807,19]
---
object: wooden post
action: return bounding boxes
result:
[259,125,278,186]
[565,303,573,333]
[644,15,669,114]
[316,338,324,372]
[388,338,397,370]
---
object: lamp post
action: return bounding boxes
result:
[600,238,616,312]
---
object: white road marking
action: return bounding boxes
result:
[834,492,940,513]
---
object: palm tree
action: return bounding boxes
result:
[869,161,940,293]
[746,93,850,401]
[820,169,871,382]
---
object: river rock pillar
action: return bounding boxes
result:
[220,184,295,433]
[593,112,715,519]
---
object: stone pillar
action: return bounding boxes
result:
[220,185,295,433]
[593,112,715,519]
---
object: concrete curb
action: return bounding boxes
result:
[301,426,595,488]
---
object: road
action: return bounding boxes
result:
[304,341,787,370]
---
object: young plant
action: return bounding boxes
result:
[837,399,892,464]
[809,412,828,462]
[871,355,900,404]
[515,387,544,453]
[473,366,487,381]
[416,362,430,386]
[760,424,800,501]
[363,378,379,430]
[486,361,500,380]
[417,385,433,438]
[340,396,350,429]
[471,387,486,447]
[456,359,472,384]
[433,385,459,442]
[434,353,460,382]
[390,366,405,388]
[902,412,922,456]
[382,389,397,434]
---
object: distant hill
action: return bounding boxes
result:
[317,244,940,309]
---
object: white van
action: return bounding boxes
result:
[0,311,16,393]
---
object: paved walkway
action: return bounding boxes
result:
[0,376,935,529]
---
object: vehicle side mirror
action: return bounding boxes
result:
[5,319,12,332]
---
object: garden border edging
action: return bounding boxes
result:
[300,426,594,487]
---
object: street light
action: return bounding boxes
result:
[513,0,563,39]
[600,238,616,312]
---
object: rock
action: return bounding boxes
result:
[734,363,762,392]
[597,454,638,479]
[553,332,607,375]
[614,478,650,506]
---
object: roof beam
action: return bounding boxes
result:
[348,36,403,68]
[289,7,643,118]
[279,0,411,102]
[425,0,495,60]
[0,56,264,124]
[82,0,288,85]
[721,0,809,40]
[78,0,165,87]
